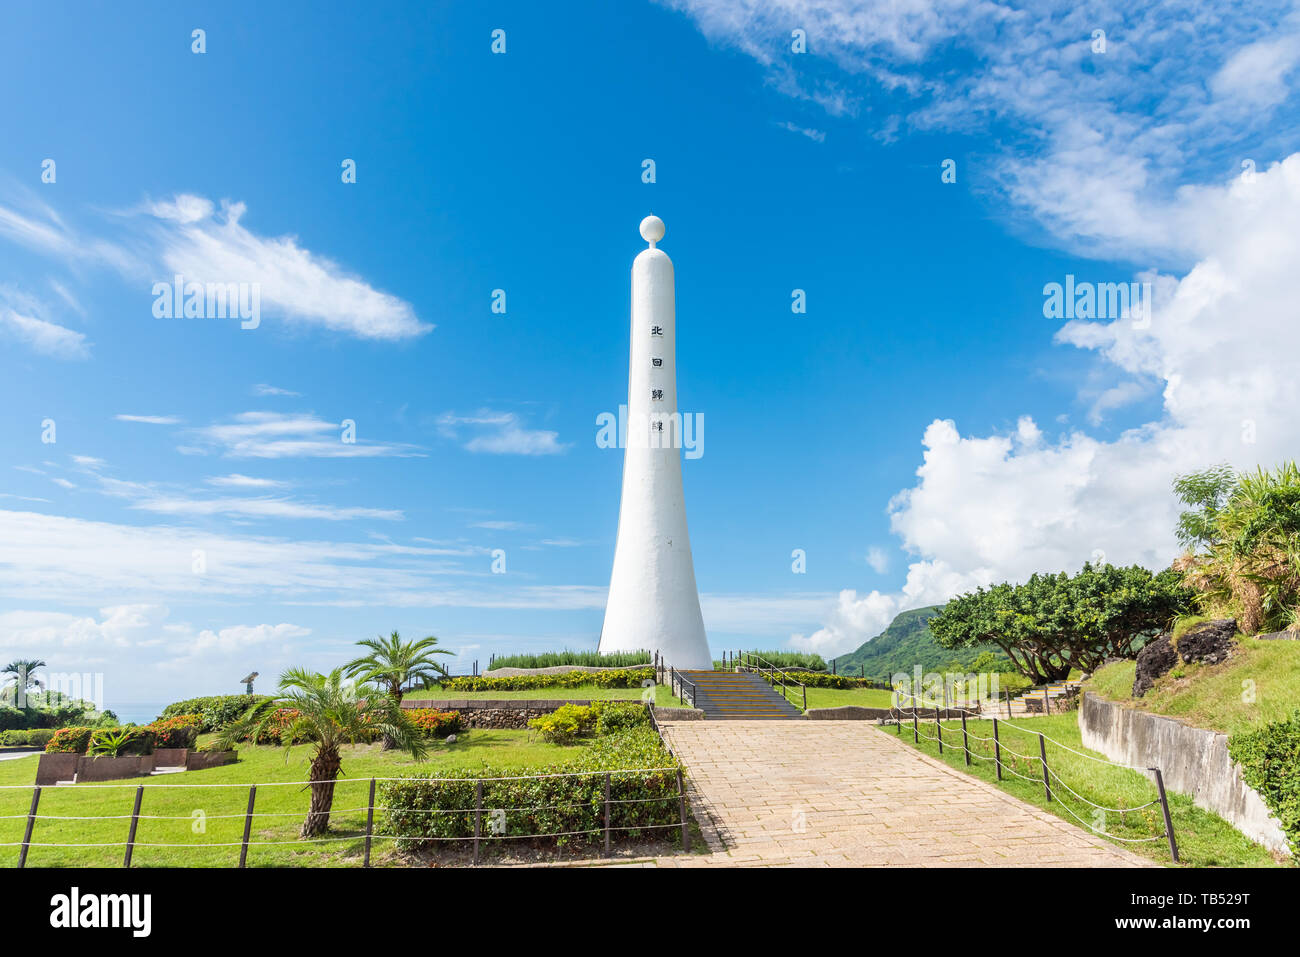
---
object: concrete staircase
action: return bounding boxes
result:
[679,670,804,719]
[1004,679,1082,716]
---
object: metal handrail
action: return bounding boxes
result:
[737,652,807,712]
[667,666,697,709]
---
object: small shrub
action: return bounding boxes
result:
[45,726,95,754]
[157,695,270,732]
[406,709,462,739]
[1228,709,1300,855]
[87,727,155,757]
[443,667,655,693]
[529,704,592,744]
[26,729,54,749]
[147,714,201,750]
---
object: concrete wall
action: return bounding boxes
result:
[1079,692,1288,855]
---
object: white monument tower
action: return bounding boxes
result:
[598,215,711,670]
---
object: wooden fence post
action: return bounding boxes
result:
[364,778,376,867]
[936,713,943,755]
[1039,734,1052,802]
[993,718,1003,782]
[18,786,41,869]
[676,769,690,852]
[1151,768,1180,863]
[473,779,483,865]
[238,785,256,868]
[961,712,970,766]
[123,786,144,868]
[912,708,918,744]
[603,773,612,858]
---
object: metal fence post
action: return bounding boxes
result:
[936,713,943,754]
[364,777,376,867]
[239,785,256,868]
[993,718,1003,782]
[676,768,690,851]
[1151,768,1180,863]
[912,707,918,744]
[123,786,144,868]
[1039,734,1052,802]
[961,712,970,766]
[473,779,483,865]
[18,786,41,868]
[603,773,612,857]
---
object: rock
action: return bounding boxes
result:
[445,734,457,744]
[1132,633,1177,697]
[1176,618,1237,665]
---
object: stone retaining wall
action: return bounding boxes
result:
[1078,692,1288,855]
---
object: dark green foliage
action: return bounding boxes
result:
[1228,710,1300,855]
[930,564,1191,682]
[488,649,651,670]
[378,726,681,852]
[442,667,655,693]
[158,695,271,732]
[0,728,54,747]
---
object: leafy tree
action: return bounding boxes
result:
[2,659,46,707]
[217,668,426,837]
[345,631,453,703]
[1173,464,1238,550]
[931,564,1190,682]
[1175,461,1300,633]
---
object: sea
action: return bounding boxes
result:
[108,703,170,725]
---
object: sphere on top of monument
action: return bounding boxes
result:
[639,214,665,247]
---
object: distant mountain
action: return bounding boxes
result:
[829,605,1010,679]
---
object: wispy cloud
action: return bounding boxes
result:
[0,285,88,359]
[115,414,182,425]
[438,410,568,456]
[252,383,301,397]
[191,411,425,459]
[205,473,288,489]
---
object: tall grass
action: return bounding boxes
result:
[487,649,651,670]
[714,650,827,671]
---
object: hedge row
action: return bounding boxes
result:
[45,714,202,754]
[528,702,648,743]
[0,729,55,748]
[440,666,656,692]
[1228,709,1300,856]
[378,725,681,852]
[158,695,270,732]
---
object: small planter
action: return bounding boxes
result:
[35,752,80,786]
[153,747,190,767]
[75,754,154,782]
[185,750,236,771]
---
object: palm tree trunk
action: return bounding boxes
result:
[301,746,341,837]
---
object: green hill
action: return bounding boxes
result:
[829,605,1010,679]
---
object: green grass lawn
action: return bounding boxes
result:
[0,730,592,868]
[1085,636,1300,735]
[407,684,686,706]
[886,712,1282,867]
[803,687,897,709]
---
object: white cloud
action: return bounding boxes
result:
[192,411,424,459]
[0,293,88,359]
[206,473,288,489]
[252,383,301,397]
[147,195,431,341]
[438,410,568,456]
[865,546,889,574]
[116,414,181,425]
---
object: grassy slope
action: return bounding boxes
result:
[0,730,589,868]
[888,714,1280,867]
[1084,636,1300,735]
[829,605,1011,677]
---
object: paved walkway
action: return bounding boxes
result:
[641,720,1152,867]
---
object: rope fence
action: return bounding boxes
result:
[4,766,694,869]
[890,692,1180,861]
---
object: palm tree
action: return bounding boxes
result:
[345,631,453,703]
[217,667,426,837]
[2,659,45,707]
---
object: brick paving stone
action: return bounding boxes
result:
[642,719,1153,869]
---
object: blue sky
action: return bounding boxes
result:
[3,1,1300,708]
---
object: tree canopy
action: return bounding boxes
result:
[930,563,1191,683]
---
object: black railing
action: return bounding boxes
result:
[667,666,697,708]
[737,652,807,712]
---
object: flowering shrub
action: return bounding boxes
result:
[442,667,655,693]
[147,714,201,749]
[529,702,647,744]
[406,709,462,739]
[45,726,95,753]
